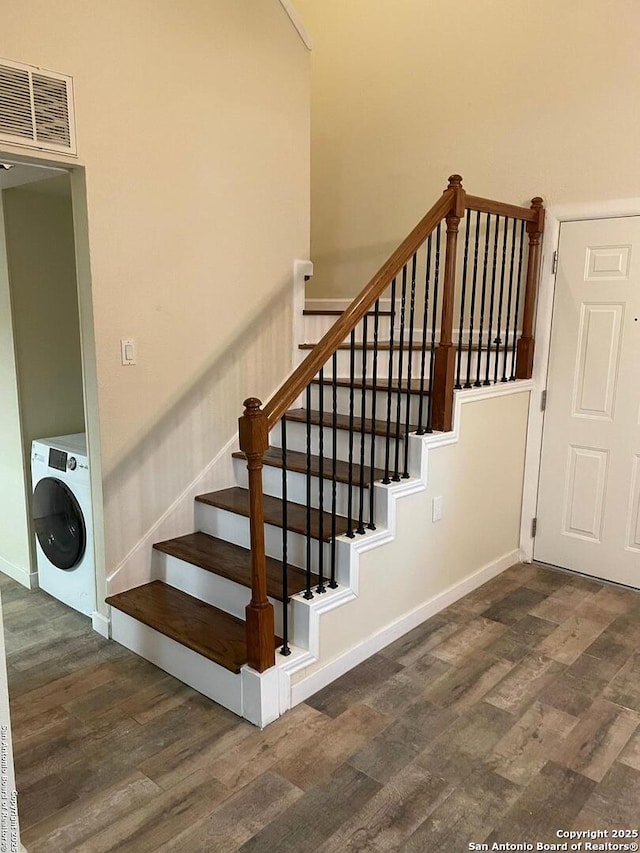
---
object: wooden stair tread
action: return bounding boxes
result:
[106,581,250,673]
[303,309,393,317]
[153,532,316,601]
[195,487,349,541]
[232,446,385,487]
[311,378,429,396]
[284,408,419,439]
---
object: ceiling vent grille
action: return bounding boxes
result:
[0,58,76,155]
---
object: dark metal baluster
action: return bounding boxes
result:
[329,351,338,587]
[426,223,442,433]
[403,252,417,477]
[357,316,368,534]
[416,236,432,435]
[465,211,481,388]
[493,216,509,384]
[382,278,397,483]
[280,415,291,655]
[393,266,408,480]
[475,213,491,387]
[501,219,518,382]
[455,209,472,389]
[368,301,379,529]
[346,329,356,536]
[304,387,313,599]
[316,367,326,591]
[484,215,500,386]
[510,220,526,380]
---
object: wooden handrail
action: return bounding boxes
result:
[240,174,545,675]
[466,195,537,222]
[264,184,456,429]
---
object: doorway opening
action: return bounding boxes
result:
[0,156,100,613]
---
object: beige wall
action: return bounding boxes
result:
[294,389,529,681]
[295,0,640,297]
[3,177,85,455]
[0,197,32,585]
[1,0,310,606]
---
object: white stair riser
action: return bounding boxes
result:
[308,348,423,380]
[196,502,342,575]
[303,314,392,344]
[309,383,428,427]
[270,418,409,474]
[233,456,366,518]
[151,551,361,660]
[154,551,285,636]
[308,346,505,382]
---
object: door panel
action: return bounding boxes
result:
[562,445,609,542]
[572,303,623,419]
[535,217,640,587]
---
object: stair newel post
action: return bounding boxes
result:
[515,196,545,379]
[432,174,466,432]
[238,397,275,672]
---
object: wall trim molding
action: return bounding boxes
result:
[520,197,640,563]
[277,0,312,50]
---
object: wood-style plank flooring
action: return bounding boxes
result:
[2,563,640,852]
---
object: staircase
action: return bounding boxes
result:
[106,175,545,726]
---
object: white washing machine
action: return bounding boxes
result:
[31,433,95,617]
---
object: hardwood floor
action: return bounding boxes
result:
[2,563,639,852]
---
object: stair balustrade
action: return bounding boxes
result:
[238,175,545,672]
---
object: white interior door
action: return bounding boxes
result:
[535,216,640,588]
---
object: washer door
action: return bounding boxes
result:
[33,477,86,571]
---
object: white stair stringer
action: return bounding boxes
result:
[275,379,533,712]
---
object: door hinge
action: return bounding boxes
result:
[541,389,547,412]
[552,250,558,274]
[531,517,538,538]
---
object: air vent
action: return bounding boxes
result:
[0,58,76,155]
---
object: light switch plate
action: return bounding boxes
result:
[120,338,136,365]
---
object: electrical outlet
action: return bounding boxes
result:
[432,495,443,522]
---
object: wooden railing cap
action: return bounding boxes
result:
[243,397,263,413]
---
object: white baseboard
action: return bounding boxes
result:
[0,555,37,590]
[290,548,520,706]
[91,610,110,639]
